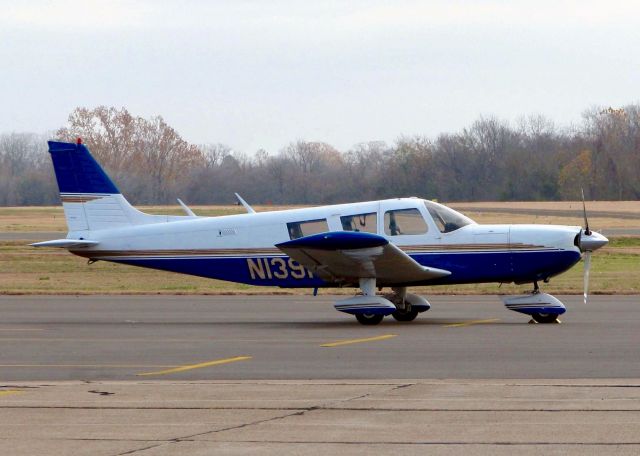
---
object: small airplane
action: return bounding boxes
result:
[33,139,609,325]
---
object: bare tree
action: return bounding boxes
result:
[56,106,203,203]
[5,103,640,206]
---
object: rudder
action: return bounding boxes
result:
[49,140,120,195]
[48,140,167,232]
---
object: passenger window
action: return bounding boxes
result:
[287,219,329,240]
[340,212,377,234]
[384,208,428,236]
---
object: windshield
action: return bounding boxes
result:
[423,200,475,233]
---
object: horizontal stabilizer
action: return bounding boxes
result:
[277,231,450,284]
[31,239,99,249]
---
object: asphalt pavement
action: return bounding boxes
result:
[1,294,639,455]
[0,294,639,380]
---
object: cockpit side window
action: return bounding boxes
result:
[384,208,428,236]
[287,218,329,240]
[423,200,475,233]
[340,212,377,234]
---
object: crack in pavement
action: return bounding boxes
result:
[332,382,415,405]
[113,408,317,455]
[116,442,167,455]
[112,383,406,455]
[0,385,42,389]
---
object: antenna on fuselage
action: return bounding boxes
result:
[235,193,256,214]
[177,198,197,217]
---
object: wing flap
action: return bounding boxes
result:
[276,231,450,284]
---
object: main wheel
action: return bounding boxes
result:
[355,313,384,325]
[531,313,559,324]
[392,307,419,322]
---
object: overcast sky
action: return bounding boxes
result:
[1,0,638,153]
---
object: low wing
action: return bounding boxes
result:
[31,239,99,249]
[276,231,450,284]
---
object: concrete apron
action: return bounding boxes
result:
[0,379,639,455]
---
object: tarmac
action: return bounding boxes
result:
[0,295,639,455]
[1,295,639,380]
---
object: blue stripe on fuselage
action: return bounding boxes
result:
[103,249,581,288]
[110,256,326,287]
[411,249,581,285]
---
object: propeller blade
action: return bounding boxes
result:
[581,188,591,235]
[583,251,592,304]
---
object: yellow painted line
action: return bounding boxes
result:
[0,390,23,397]
[137,356,252,376]
[443,318,500,328]
[321,334,397,347]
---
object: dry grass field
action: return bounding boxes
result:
[1,202,638,295]
[1,201,638,232]
[450,201,640,230]
[452,200,640,213]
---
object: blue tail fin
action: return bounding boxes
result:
[48,141,120,194]
[47,140,190,232]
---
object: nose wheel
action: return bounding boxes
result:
[355,313,384,325]
[391,305,419,322]
[530,313,560,324]
[502,287,566,324]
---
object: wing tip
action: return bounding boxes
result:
[31,239,99,248]
[423,266,452,278]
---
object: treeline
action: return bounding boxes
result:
[1,104,639,206]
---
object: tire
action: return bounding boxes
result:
[392,307,419,322]
[531,313,559,324]
[355,313,384,325]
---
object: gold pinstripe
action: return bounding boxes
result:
[71,243,554,258]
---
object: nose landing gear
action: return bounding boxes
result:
[502,281,566,324]
[385,287,431,322]
[355,313,385,325]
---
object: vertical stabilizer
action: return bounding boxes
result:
[48,140,184,232]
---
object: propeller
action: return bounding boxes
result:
[583,250,591,305]
[581,188,591,236]
[581,188,591,304]
[578,189,608,304]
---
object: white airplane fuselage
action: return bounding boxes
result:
[66,196,583,289]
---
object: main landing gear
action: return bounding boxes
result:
[334,280,431,325]
[336,280,567,325]
[502,281,566,324]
